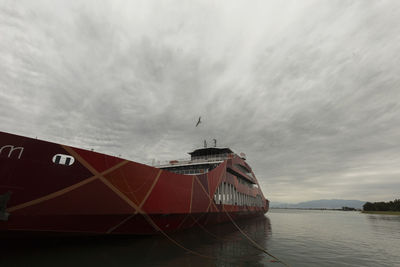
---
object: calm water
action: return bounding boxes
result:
[1,209,400,267]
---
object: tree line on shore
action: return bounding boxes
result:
[363,199,400,211]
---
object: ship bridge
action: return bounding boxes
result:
[155,147,235,175]
[189,147,233,161]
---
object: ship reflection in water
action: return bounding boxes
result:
[1,216,272,267]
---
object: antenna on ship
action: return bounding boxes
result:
[204,140,207,148]
[213,139,217,147]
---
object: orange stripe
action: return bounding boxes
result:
[138,170,162,209]
[98,176,140,211]
[62,146,100,175]
[194,175,219,212]
[106,213,137,234]
[62,145,129,177]
[176,214,190,230]
[188,212,207,228]
[7,156,128,212]
[7,176,98,212]
[106,169,163,233]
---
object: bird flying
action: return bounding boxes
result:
[196,116,201,127]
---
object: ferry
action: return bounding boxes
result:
[0,131,269,235]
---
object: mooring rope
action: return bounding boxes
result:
[140,208,290,266]
[138,211,249,264]
[190,171,291,266]
[193,171,291,266]
[222,207,291,267]
[189,214,232,242]
[141,213,214,259]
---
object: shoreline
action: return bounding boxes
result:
[361,211,400,216]
[270,208,400,215]
[270,207,360,211]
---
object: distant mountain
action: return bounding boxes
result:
[270,199,366,209]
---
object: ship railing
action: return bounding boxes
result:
[152,156,228,168]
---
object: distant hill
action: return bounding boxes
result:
[270,199,366,209]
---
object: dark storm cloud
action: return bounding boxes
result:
[1,0,399,202]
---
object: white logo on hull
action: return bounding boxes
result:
[0,145,24,159]
[52,154,75,166]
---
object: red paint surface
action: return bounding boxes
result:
[0,130,268,235]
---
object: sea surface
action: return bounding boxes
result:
[1,209,400,267]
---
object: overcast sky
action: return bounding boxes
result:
[1,0,399,203]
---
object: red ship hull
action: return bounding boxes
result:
[0,131,269,235]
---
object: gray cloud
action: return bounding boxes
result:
[1,0,400,202]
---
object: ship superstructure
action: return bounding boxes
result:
[157,147,265,208]
[156,147,232,175]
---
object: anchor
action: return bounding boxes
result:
[0,191,11,221]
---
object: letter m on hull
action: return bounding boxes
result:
[0,145,24,159]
